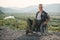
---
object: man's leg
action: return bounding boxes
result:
[40,24,45,35]
[44,24,48,34]
[41,24,48,35]
[36,20,41,32]
[36,25,40,32]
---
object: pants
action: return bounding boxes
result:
[40,24,48,33]
[32,19,41,32]
[32,19,48,33]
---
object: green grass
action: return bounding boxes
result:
[0,13,60,32]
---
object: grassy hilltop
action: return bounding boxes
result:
[0,13,60,32]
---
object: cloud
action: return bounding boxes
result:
[0,0,60,8]
[38,0,60,4]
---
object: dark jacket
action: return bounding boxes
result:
[36,11,49,23]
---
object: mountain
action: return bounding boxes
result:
[0,7,22,13]
[0,4,60,15]
[44,4,60,12]
[43,4,60,16]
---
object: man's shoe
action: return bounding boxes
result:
[38,32,42,35]
[33,31,37,33]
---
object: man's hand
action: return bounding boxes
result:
[44,19,50,24]
[44,21,47,24]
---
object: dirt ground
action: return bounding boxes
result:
[0,27,60,40]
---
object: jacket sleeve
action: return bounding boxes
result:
[41,11,49,22]
[45,12,50,20]
[36,11,39,18]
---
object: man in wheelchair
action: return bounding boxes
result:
[26,4,50,35]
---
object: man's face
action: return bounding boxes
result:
[39,4,43,11]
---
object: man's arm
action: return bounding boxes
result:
[44,12,50,24]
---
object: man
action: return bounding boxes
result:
[33,4,50,34]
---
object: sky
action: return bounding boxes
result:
[0,0,60,8]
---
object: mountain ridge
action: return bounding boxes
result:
[0,4,60,15]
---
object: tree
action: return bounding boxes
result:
[0,10,5,20]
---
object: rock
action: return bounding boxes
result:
[0,27,60,40]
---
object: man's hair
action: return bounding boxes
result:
[39,4,43,7]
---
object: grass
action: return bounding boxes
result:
[0,13,60,32]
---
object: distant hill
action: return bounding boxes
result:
[44,4,60,13]
[0,4,60,16]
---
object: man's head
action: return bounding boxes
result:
[38,4,43,12]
